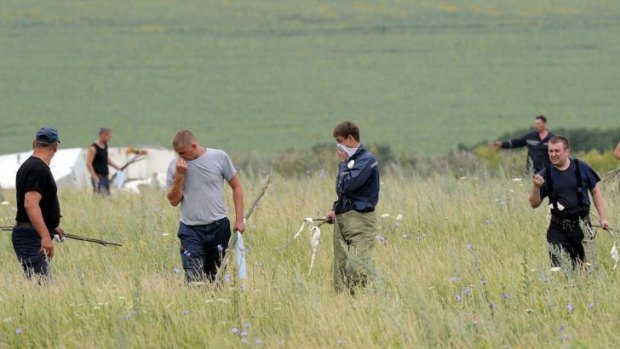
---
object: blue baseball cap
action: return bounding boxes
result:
[35,127,60,144]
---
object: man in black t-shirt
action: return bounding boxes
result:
[529,136,610,269]
[12,128,65,279]
[492,115,554,174]
[86,127,120,195]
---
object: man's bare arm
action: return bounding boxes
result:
[228,174,246,233]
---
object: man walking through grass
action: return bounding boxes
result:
[12,128,65,281]
[492,115,554,174]
[166,129,245,284]
[529,136,610,269]
[326,121,380,293]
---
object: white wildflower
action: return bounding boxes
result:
[610,241,619,270]
[395,214,403,227]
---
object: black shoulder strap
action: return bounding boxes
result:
[573,159,585,209]
[545,165,557,210]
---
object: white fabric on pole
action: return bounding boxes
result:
[115,170,125,188]
[309,226,321,275]
[235,232,247,280]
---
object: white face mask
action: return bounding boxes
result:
[336,143,358,159]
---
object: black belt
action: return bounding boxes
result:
[15,222,34,229]
[550,215,589,230]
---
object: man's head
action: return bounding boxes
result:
[333,121,361,148]
[548,136,570,167]
[33,127,60,151]
[172,129,200,160]
[534,115,548,133]
[98,127,112,143]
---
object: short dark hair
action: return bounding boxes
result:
[333,121,360,142]
[172,129,197,149]
[535,115,547,123]
[99,127,111,135]
[549,135,569,149]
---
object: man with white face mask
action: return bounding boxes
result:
[325,121,380,294]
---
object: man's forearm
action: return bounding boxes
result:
[167,175,184,206]
[25,206,51,240]
[86,164,98,178]
[592,189,607,221]
[232,186,244,223]
[529,188,542,208]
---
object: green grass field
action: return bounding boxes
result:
[1,1,619,156]
[1,173,619,347]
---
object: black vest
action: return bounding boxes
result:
[92,143,109,176]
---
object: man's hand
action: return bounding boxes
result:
[40,236,54,259]
[325,211,336,224]
[490,141,501,149]
[92,175,100,186]
[176,157,188,175]
[54,227,65,239]
[234,220,246,234]
[600,219,611,230]
[336,148,347,161]
[532,174,545,189]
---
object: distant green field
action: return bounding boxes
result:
[1,1,619,156]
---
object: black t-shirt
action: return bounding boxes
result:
[15,156,61,231]
[92,142,109,177]
[538,159,600,213]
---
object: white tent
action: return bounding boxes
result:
[0,147,175,192]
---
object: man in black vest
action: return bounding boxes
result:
[13,128,65,280]
[529,136,610,268]
[492,115,554,174]
[86,127,120,195]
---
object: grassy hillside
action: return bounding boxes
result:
[1,1,620,155]
[0,171,619,347]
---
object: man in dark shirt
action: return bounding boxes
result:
[326,121,380,294]
[12,128,65,279]
[492,115,554,174]
[529,136,610,269]
[86,127,120,195]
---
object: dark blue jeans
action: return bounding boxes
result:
[178,218,231,283]
[92,175,110,195]
[12,226,50,279]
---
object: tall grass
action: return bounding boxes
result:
[0,170,618,347]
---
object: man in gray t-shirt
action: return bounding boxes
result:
[166,129,245,283]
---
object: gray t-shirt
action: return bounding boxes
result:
[167,148,237,225]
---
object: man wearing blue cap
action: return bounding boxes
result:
[12,128,65,280]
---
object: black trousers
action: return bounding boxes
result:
[547,220,587,268]
[177,218,231,283]
[12,226,50,279]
